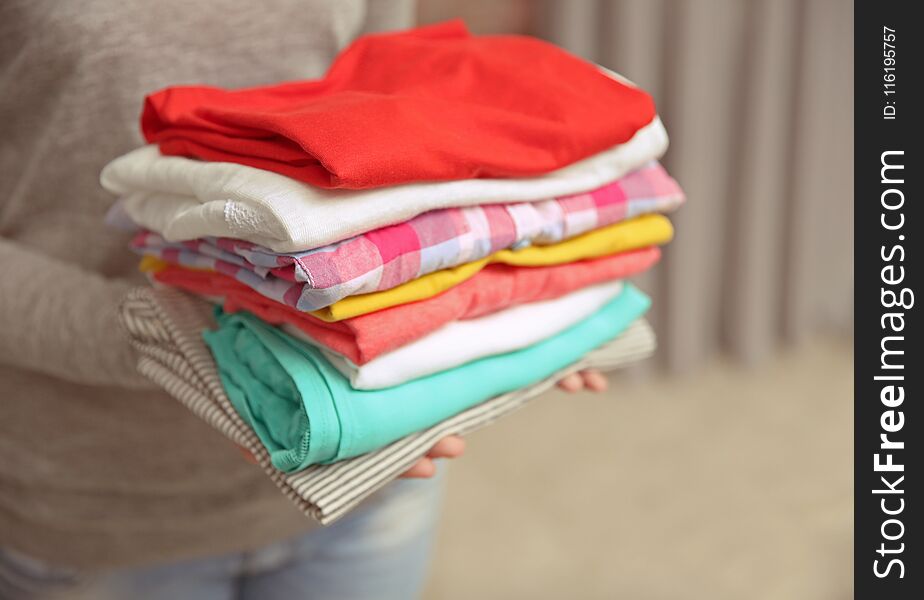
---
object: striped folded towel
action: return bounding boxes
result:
[118,287,656,524]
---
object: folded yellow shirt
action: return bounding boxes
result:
[141,214,673,322]
[312,214,672,321]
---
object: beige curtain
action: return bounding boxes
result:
[535,0,854,372]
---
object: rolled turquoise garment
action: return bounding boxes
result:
[203,283,651,473]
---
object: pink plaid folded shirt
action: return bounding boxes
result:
[134,161,684,312]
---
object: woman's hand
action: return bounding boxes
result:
[556,368,609,392]
[398,435,466,478]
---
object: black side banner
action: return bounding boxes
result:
[855,1,921,597]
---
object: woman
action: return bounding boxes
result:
[0,1,607,597]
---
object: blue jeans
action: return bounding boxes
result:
[1,471,444,600]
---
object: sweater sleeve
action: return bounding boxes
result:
[0,237,154,389]
[359,0,415,34]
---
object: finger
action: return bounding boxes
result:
[556,372,585,392]
[426,435,466,459]
[399,457,436,479]
[237,446,258,465]
[581,370,609,392]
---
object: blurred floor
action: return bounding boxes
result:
[424,336,852,599]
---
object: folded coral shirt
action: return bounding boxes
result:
[142,213,672,319]
[131,161,684,308]
[203,283,651,472]
[145,246,660,365]
[142,21,657,189]
[103,118,668,253]
[301,281,624,390]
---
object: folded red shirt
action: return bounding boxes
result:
[152,246,660,364]
[142,20,657,189]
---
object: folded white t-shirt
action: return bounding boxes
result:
[284,281,624,390]
[101,118,668,253]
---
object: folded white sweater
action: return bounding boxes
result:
[101,118,668,252]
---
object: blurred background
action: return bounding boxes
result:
[416,1,853,598]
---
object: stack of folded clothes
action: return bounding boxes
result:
[104,21,685,523]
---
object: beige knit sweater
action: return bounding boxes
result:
[0,0,413,569]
